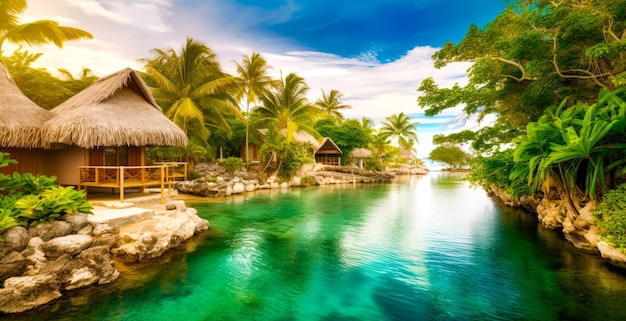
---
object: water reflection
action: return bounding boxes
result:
[8,172,626,321]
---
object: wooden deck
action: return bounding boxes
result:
[78,162,187,203]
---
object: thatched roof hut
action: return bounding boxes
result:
[0,62,53,148]
[351,148,372,159]
[42,68,187,148]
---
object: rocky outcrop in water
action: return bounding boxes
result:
[0,201,208,314]
[488,184,624,268]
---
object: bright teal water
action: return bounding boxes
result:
[10,173,626,321]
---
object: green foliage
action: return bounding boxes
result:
[429,144,471,169]
[208,117,246,159]
[221,157,244,173]
[467,149,532,198]
[140,38,242,146]
[0,152,93,231]
[14,186,92,226]
[511,88,626,201]
[0,209,19,242]
[4,48,95,109]
[314,89,351,120]
[419,0,626,152]
[278,143,314,180]
[314,118,374,165]
[594,183,626,250]
[300,176,317,186]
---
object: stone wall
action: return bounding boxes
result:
[0,201,208,314]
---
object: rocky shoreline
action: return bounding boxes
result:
[174,162,427,197]
[0,201,208,314]
[488,185,626,269]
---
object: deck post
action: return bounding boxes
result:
[160,165,165,204]
[120,166,125,203]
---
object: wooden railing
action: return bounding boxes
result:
[155,162,188,182]
[78,163,187,203]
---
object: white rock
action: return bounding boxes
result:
[232,182,245,194]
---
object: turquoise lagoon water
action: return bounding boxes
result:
[10,172,626,321]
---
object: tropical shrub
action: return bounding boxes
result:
[300,176,317,186]
[278,143,314,179]
[221,157,244,173]
[594,183,626,250]
[467,149,532,198]
[0,152,93,230]
[511,88,626,202]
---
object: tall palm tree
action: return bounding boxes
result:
[140,38,241,147]
[0,0,92,56]
[234,52,274,167]
[379,112,419,148]
[314,89,351,120]
[253,72,319,142]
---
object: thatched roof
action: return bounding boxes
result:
[42,68,187,148]
[258,128,322,149]
[351,148,372,158]
[315,137,342,155]
[0,62,54,148]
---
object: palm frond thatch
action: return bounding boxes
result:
[0,62,53,148]
[351,148,372,158]
[42,68,187,148]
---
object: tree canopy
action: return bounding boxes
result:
[418,0,626,153]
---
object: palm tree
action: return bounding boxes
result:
[140,38,241,147]
[314,89,351,120]
[234,52,274,167]
[253,72,319,142]
[0,0,92,56]
[379,112,419,149]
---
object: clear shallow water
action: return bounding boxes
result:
[10,172,626,321]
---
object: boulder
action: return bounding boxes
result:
[28,221,73,241]
[65,246,119,289]
[21,237,47,276]
[113,209,208,263]
[245,183,255,192]
[58,214,89,232]
[0,251,29,283]
[232,182,245,194]
[0,274,62,313]
[0,227,29,257]
[42,235,93,258]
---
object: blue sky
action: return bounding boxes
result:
[17,0,507,162]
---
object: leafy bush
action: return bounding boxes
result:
[594,183,626,249]
[467,149,532,197]
[300,176,317,186]
[0,152,93,231]
[221,157,244,173]
[278,143,313,179]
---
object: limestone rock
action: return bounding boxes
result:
[245,183,255,192]
[42,235,93,258]
[21,237,47,276]
[232,182,245,194]
[77,224,94,235]
[0,251,29,283]
[67,246,119,289]
[59,214,89,232]
[92,223,118,236]
[28,221,73,241]
[0,227,29,257]
[0,274,62,313]
[112,208,208,263]
[598,241,626,270]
